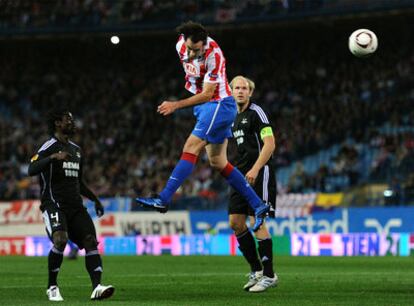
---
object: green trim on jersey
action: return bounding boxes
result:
[260,127,273,140]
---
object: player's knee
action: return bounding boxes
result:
[229,220,247,235]
[83,234,98,251]
[53,232,68,251]
[252,221,270,238]
[209,158,226,170]
[183,136,205,154]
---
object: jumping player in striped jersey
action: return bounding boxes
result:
[28,108,114,301]
[136,21,270,231]
[229,76,278,292]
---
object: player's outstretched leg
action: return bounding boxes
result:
[135,194,170,213]
[252,204,270,232]
[220,162,270,231]
[136,152,198,213]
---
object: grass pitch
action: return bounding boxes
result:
[0,256,413,305]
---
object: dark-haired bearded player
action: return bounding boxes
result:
[136,21,270,232]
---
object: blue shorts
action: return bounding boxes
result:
[191,96,237,144]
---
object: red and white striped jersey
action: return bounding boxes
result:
[176,35,232,101]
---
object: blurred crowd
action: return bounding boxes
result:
[0,0,346,30]
[2,0,411,31]
[1,21,414,202]
[287,131,414,196]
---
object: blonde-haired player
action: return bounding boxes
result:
[229,76,278,292]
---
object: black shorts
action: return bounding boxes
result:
[229,165,276,217]
[41,204,96,249]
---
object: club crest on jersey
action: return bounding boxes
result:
[184,63,199,76]
[241,118,248,124]
[76,152,81,158]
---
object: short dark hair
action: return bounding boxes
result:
[47,107,70,135]
[176,21,208,44]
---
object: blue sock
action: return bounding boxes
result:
[159,152,197,203]
[221,163,262,210]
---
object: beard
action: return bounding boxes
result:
[62,125,76,136]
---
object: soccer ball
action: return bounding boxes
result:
[348,29,378,57]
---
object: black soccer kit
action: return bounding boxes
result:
[230,102,277,217]
[30,137,96,248]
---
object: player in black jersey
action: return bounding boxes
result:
[229,76,278,292]
[28,108,114,301]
